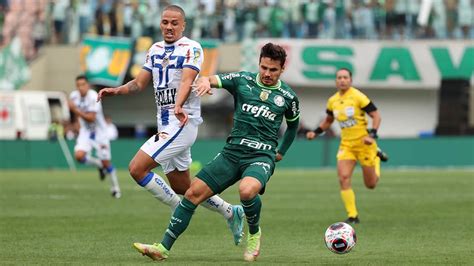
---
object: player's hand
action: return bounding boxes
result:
[192,78,213,96]
[175,106,189,126]
[363,136,374,145]
[97,87,118,102]
[306,131,317,140]
[275,153,283,162]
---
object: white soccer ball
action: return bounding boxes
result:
[324,222,357,254]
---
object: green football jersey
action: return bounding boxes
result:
[215,71,300,152]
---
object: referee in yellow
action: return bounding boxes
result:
[307,68,388,224]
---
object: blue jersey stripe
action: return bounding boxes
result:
[183,65,200,72]
[161,108,169,126]
[152,126,184,159]
[142,66,152,73]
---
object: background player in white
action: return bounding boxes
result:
[69,75,121,198]
[97,5,244,244]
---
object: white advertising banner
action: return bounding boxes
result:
[244,39,473,89]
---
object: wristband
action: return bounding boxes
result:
[314,127,324,135]
[368,128,378,139]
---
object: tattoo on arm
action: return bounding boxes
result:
[127,80,140,94]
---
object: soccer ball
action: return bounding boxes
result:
[324,222,357,254]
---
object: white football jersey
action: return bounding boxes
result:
[143,36,204,129]
[69,89,107,137]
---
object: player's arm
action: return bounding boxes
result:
[174,68,200,125]
[97,69,151,101]
[306,110,335,140]
[194,75,220,96]
[362,101,380,140]
[276,116,300,162]
[276,97,301,162]
[68,101,96,123]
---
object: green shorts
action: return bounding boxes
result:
[196,144,275,194]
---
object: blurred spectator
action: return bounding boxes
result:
[109,0,119,36]
[130,2,143,39]
[1,0,473,62]
[304,0,321,38]
[78,0,92,39]
[385,0,408,39]
[445,0,457,38]
[122,0,133,36]
[269,3,286,38]
[432,0,447,39]
[52,0,68,43]
[32,11,46,53]
[407,0,421,38]
[0,2,6,45]
[353,0,376,39]
[458,0,473,39]
[94,1,105,35]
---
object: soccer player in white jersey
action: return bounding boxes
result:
[69,75,121,198]
[97,5,245,245]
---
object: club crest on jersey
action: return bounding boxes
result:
[193,47,201,64]
[274,95,285,107]
[161,57,169,68]
[260,89,271,101]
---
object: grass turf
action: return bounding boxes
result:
[0,169,473,265]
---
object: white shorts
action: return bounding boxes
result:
[140,122,198,174]
[74,129,112,160]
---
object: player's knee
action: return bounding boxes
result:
[75,154,85,163]
[366,183,375,189]
[184,186,201,203]
[128,161,145,181]
[338,173,351,182]
[239,184,259,200]
[365,179,378,189]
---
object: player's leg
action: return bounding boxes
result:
[129,149,180,209]
[132,123,199,210]
[96,137,121,198]
[134,175,216,261]
[338,160,358,223]
[102,159,121,197]
[74,131,102,168]
[167,148,245,245]
[240,157,274,261]
[360,142,380,189]
[337,142,359,223]
[240,176,263,262]
[167,148,243,237]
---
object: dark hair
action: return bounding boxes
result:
[336,68,352,78]
[75,75,88,82]
[259,43,287,68]
[163,4,185,18]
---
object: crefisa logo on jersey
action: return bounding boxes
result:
[274,95,285,107]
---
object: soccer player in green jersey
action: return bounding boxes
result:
[133,43,300,262]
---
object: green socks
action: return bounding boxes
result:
[161,198,197,250]
[241,196,262,235]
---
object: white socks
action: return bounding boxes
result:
[105,166,121,193]
[201,195,233,220]
[138,172,180,210]
[137,172,233,219]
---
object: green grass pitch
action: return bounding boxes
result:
[1,169,473,265]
